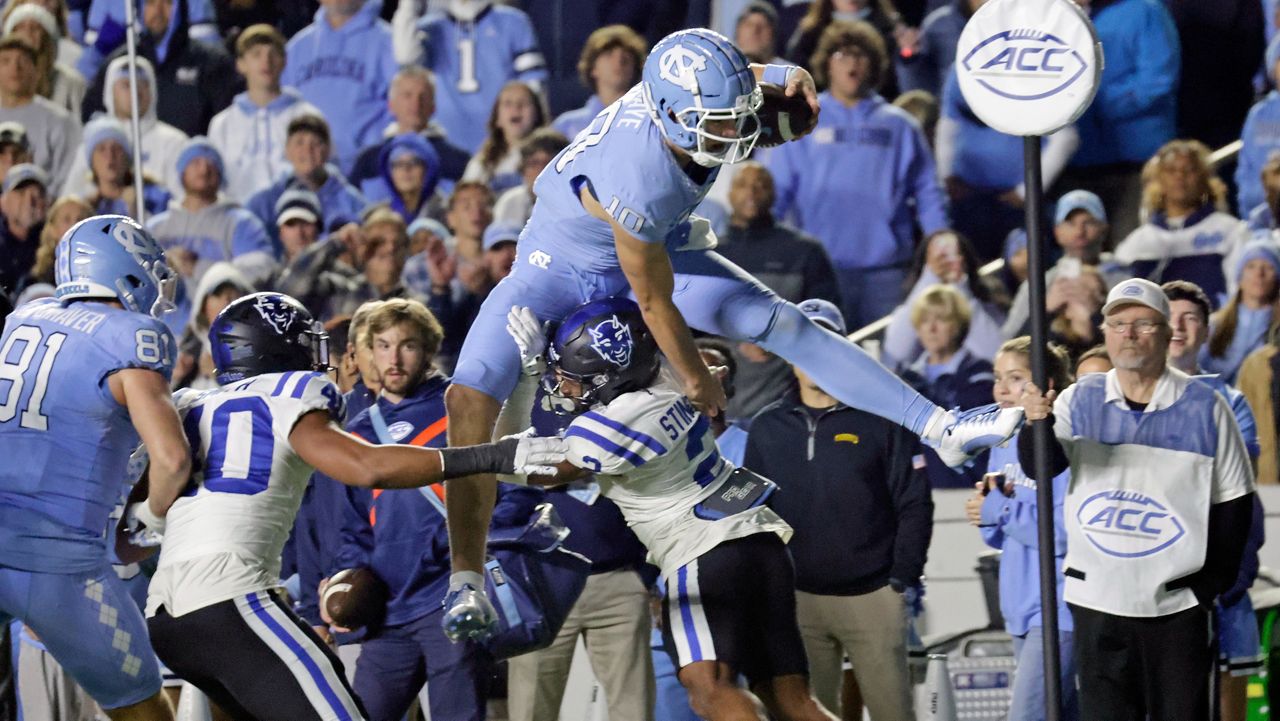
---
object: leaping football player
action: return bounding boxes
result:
[442,28,1023,640]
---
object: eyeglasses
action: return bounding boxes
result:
[1100,319,1164,335]
[831,48,868,63]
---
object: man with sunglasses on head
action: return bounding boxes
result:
[1018,278,1256,721]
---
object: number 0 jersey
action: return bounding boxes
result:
[563,377,791,577]
[146,371,344,618]
[0,298,174,573]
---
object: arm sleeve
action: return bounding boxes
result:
[1221,494,1265,606]
[1016,388,1074,481]
[1038,125,1080,192]
[978,489,1008,549]
[564,398,672,475]
[1001,469,1069,555]
[1229,390,1261,460]
[294,479,325,625]
[493,373,540,440]
[392,0,424,65]
[1095,6,1181,122]
[888,429,933,585]
[100,314,178,383]
[333,483,375,572]
[276,236,348,304]
[933,115,960,180]
[1236,109,1263,214]
[1200,493,1255,601]
[765,142,802,222]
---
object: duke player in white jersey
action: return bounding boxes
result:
[120,292,564,721]
[495,299,836,721]
[442,29,1023,639]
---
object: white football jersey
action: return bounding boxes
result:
[146,371,344,617]
[564,378,791,577]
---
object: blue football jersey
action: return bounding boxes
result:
[0,298,175,572]
[420,5,547,153]
[524,85,720,275]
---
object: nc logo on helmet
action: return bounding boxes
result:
[658,46,707,92]
[960,29,1087,101]
[1077,490,1186,559]
[254,295,297,335]
[112,221,161,265]
[588,315,633,369]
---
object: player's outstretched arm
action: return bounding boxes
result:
[110,368,191,518]
[579,186,726,416]
[289,412,566,488]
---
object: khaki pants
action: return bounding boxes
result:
[508,569,655,721]
[796,586,913,721]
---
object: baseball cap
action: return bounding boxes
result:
[3,163,47,194]
[274,187,321,227]
[0,122,28,152]
[1054,190,1106,225]
[798,298,846,335]
[1102,278,1170,320]
[483,223,521,252]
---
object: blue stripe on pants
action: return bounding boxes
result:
[245,593,352,721]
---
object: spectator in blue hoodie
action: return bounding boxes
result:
[401,0,547,154]
[1237,37,1280,216]
[1200,242,1280,384]
[964,336,1077,721]
[363,132,443,225]
[323,297,545,721]
[768,19,948,329]
[246,112,368,251]
[551,24,646,141]
[1245,152,1280,235]
[281,0,397,173]
[1059,0,1180,241]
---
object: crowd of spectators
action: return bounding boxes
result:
[0,0,1278,719]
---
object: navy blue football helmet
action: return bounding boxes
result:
[209,292,330,385]
[545,297,660,412]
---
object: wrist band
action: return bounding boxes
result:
[439,438,518,476]
[761,63,796,88]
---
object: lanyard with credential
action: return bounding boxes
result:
[367,402,449,518]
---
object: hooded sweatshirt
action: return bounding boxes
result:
[65,56,189,198]
[81,0,240,137]
[245,165,368,250]
[1236,45,1280,214]
[362,133,443,224]
[281,0,398,173]
[146,193,276,290]
[208,88,322,204]
[174,260,254,389]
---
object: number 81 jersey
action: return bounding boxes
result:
[0,298,175,574]
[146,371,344,618]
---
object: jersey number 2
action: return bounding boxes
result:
[0,325,67,431]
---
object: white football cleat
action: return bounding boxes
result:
[927,403,1025,469]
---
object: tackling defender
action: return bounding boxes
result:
[0,215,188,721]
[497,299,835,721]
[122,292,563,721]
[443,28,1022,639]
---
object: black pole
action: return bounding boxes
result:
[1023,134,1063,721]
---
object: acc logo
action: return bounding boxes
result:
[387,421,414,442]
[587,315,633,369]
[1077,490,1186,558]
[1120,284,1144,297]
[253,295,297,335]
[960,28,1087,101]
[658,46,707,92]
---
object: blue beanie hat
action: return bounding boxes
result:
[1236,240,1280,281]
[82,117,131,165]
[176,136,225,187]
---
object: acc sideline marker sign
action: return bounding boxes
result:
[956,0,1103,136]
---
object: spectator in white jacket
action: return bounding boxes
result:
[63,54,187,198]
[207,24,320,204]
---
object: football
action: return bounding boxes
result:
[755,82,817,148]
[322,567,388,630]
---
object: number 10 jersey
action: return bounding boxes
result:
[146,371,344,618]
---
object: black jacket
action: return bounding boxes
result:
[745,393,933,595]
[715,217,840,422]
[83,0,240,136]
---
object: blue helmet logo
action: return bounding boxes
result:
[960,29,1087,101]
[587,315,633,369]
[1076,490,1186,559]
[253,294,298,335]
